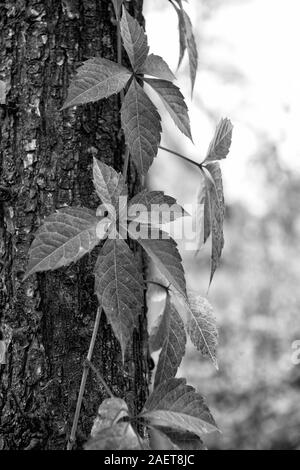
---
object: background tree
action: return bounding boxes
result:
[0,0,149,450]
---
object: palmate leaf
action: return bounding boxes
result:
[141,54,176,82]
[142,378,217,437]
[121,79,162,175]
[93,158,127,211]
[91,397,129,437]
[203,162,225,285]
[120,6,149,71]
[61,58,131,109]
[144,78,192,141]
[154,296,186,388]
[128,226,187,299]
[85,422,141,450]
[203,118,233,163]
[94,237,144,358]
[24,207,103,279]
[186,290,218,369]
[128,189,187,225]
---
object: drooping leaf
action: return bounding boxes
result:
[154,296,186,388]
[24,207,103,279]
[150,426,207,450]
[85,422,141,450]
[120,6,149,71]
[94,237,144,357]
[182,10,198,94]
[170,2,186,68]
[91,397,128,437]
[128,226,187,299]
[121,79,162,175]
[204,162,225,284]
[144,78,192,141]
[128,189,187,225]
[170,2,198,93]
[142,378,217,437]
[141,54,176,82]
[203,118,233,163]
[62,58,131,109]
[93,158,127,212]
[186,290,218,369]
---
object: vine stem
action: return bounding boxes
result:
[158,145,201,168]
[67,308,102,450]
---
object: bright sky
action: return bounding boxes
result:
[144,0,300,214]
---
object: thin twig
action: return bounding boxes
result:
[67,308,102,450]
[158,145,201,168]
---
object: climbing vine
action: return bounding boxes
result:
[24,0,233,450]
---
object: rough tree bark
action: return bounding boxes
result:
[0,0,150,450]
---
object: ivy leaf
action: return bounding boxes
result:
[24,207,103,279]
[186,290,218,369]
[142,378,217,437]
[150,426,207,450]
[128,189,187,225]
[154,296,186,388]
[128,226,187,299]
[91,397,129,437]
[203,118,233,163]
[85,422,141,450]
[93,158,127,211]
[94,237,144,358]
[144,78,192,141]
[61,58,131,109]
[182,10,198,94]
[121,79,162,175]
[141,54,176,82]
[120,6,149,71]
[204,162,225,284]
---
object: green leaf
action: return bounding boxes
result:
[91,397,129,437]
[154,296,186,388]
[93,158,127,211]
[128,189,187,225]
[120,6,149,71]
[144,78,192,141]
[149,308,168,354]
[150,426,207,450]
[182,10,198,94]
[61,58,131,109]
[142,378,217,437]
[203,118,233,163]
[24,207,102,279]
[204,162,225,285]
[128,226,187,299]
[85,422,141,450]
[94,237,144,357]
[141,54,176,82]
[121,79,162,175]
[186,290,218,369]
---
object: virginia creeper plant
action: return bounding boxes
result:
[24,0,233,450]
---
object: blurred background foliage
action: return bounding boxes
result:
[144,0,300,449]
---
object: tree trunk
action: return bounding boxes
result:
[0,0,149,450]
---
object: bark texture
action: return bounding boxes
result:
[0,0,149,450]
